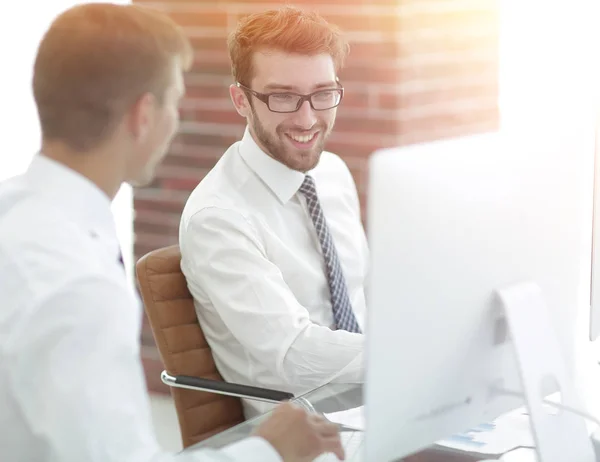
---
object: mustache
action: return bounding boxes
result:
[277,123,327,134]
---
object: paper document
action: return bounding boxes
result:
[323,404,533,451]
[435,406,534,456]
[324,406,365,431]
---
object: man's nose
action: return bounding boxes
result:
[292,99,317,129]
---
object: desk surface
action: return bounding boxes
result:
[184,383,501,462]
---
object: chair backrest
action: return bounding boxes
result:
[135,244,245,448]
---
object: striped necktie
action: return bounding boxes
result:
[298,175,362,333]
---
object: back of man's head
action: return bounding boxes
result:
[33,3,193,152]
[227,6,349,87]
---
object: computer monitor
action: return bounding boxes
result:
[363,128,598,462]
[588,117,600,341]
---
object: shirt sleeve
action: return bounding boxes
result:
[10,275,282,462]
[180,207,364,390]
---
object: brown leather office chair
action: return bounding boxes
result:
[135,244,293,449]
[136,244,244,448]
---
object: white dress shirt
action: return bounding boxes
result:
[179,127,369,418]
[0,154,281,462]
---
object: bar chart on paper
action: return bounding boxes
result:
[435,407,534,457]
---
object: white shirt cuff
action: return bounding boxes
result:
[220,436,282,462]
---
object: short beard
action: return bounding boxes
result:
[248,103,330,172]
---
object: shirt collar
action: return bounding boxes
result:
[238,126,307,204]
[25,154,118,246]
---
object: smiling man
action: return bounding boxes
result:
[179,6,369,418]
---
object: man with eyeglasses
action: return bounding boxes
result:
[179,6,368,419]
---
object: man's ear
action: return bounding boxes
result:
[229,84,251,117]
[128,92,156,141]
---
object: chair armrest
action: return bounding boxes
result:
[161,370,295,404]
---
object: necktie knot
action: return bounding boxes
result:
[298,175,317,197]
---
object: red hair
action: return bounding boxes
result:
[227,6,349,86]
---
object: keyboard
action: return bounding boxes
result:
[314,430,364,462]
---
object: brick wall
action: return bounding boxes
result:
[133,0,499,393]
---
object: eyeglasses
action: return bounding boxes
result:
[236,82,344,113]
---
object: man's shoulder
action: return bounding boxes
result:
[0,196,103,281]
[0,220,113,323]
[181,145,255,224]
[0,173,32,215]
[181,178,243,227]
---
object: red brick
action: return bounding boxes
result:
[323,14,398,34]
[398,8,498,34]
[169,138,225,156]
[153,165,208,190]
[167,10,229,28]
[188,61,232,79]
[193,51,231,74]
[338,85,372,110]
[140,322,155,347]
[376,90,401,111]
[141,354,169,394]
[348,41,400,62]
[181,107,241,125]
[398,34,498,56]
[398,59,498,85]
[181,99,238,115]
[184,82,231,101]
[160,176,207,192]
[339,63,400,85]
[154,164,208,180]
[326,144,372,160]
[379,82,499,111]
[162,152,222,171]
[134,196,187,215]
[135,231,179,252]
[334,114,400,136]
[397,106,499,137]
[177,130,244,150]
[135,221,180,240]
[135,211,181,237]
[325,133,399,160]
[135,208,181,226]
[399,118,498,147]
[188,36,229,53]
[221,0,366,8]
[227,0,395,5]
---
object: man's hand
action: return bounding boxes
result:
[254,402,345,462]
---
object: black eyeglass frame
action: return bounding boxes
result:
[236,82,344,113]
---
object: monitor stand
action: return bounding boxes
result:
[497,282,596,462]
